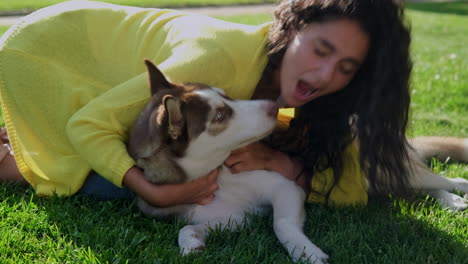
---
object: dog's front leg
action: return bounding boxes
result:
[270,180,328,263]
[178,213,244,255]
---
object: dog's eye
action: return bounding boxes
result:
[212,105,232,124]
[214,111,225,122]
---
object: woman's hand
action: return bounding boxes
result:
[224,142,275,173]
[174,169,220,205]
[225,142,299,178]
[123,166,219,208]
[224,143,309,192]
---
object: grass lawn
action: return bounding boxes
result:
[0,26,7,36]
[1,2,467,264]
[0,0,276,13]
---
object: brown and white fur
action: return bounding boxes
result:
[128,60,328,263]
[128,60,468,263]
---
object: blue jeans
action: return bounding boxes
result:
[76,171,135,200]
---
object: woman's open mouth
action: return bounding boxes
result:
[294,80,319,101]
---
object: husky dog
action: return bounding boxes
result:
[128,60,328,263]
[128,60,468,263]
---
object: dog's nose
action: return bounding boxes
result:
[265,101,279,118]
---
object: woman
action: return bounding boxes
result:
[230,0,412,206]
[0,0,411,207]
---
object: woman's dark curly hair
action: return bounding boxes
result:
[265,0,413,196]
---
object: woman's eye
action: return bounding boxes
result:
[339,64,357,75]
[314,48,327,57]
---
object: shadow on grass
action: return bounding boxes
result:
[303,198,468,263]
[1,184,467,263]
[407,1,468,16]
[0,184,291,263]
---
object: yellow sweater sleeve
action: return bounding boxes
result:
[66,73,149,187]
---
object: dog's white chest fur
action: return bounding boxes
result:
[175,149,230,181]
[190,167,283,220]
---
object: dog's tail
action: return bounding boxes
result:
[409,136,468,162]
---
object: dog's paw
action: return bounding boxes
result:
[291,244,329,264]
[429,190,467,211]
[180,241,205,256]
[452,177,468,194]
[178,226,206,255]
[179,233,206,255]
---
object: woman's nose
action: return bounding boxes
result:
[317,63,335,86]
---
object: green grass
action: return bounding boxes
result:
[0,26,7,37]
[1,3,468,264]
[0,0,276,13]
[406,3,468,137]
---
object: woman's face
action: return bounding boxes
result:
[278,18,369,107]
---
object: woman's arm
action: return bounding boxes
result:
[123,166,219,207]
[66,73,149,188]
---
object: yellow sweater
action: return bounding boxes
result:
[0,0,270,196]
[0,0,367,206]
[278,109,368,206]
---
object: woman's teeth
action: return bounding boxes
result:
[303,87,312,96]
[298,80,318,97]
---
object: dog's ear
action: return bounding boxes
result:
[162,95,184,140]
[144,59,175,95]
